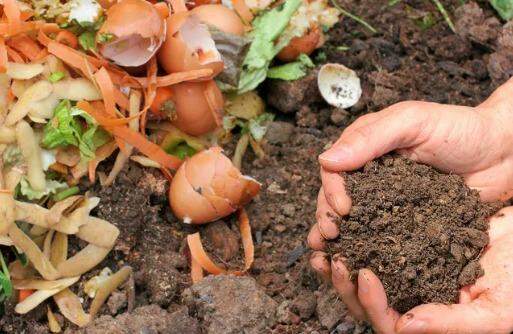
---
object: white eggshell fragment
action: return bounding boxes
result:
[317,63,362,109]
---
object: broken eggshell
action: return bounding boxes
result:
[191,4,246,36]
[171,80,224,136]
[169,147,260,224]
[158,12,223,78]
[98,0,165,67]
[277,25,323,62]
[317,63,362,109]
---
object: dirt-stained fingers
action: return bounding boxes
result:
[357,269,400,334]
[316,188,340,239]
[310,251,331,281]
[320,169,352,216]
[331,256,367,321]
[308,223,327,251]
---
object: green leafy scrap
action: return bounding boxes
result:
[237,0,302,93]
[490,0,513,20]
[79,31,96,51]
[19,177,68,201]
[49,71,65,83]
[42,100,111,161]
[267,54,315,81]
[223,112,275,142]
[0,251,12,305]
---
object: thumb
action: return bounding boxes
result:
[396,301,507,334]
[319,102,432,171]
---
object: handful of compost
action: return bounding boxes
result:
[326,155,501,313]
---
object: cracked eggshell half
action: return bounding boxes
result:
[169,147,260,224]
[158,12,224,78]
[98,0,165,67]
[318,63,362,109]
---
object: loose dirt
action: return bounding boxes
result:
[328,155,502,313]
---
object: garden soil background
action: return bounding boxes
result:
[2,0,512,333]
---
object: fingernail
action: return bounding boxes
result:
[358,270,369,293]
[397,319,427,333]
[319,146,351,164]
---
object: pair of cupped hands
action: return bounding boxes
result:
[309,78,513,334]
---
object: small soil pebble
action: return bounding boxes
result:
[328,155,502,313]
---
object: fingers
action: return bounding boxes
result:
[316,188,340,239]
[307,223,327,251]
[357,269,400,334]
[321,169,352,216]
[396,301,507,334]
[331,256,367,321]
[310,251,331,281]
[319,101,432,172]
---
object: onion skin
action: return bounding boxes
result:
[277,25,322,62]
[158,12,223,77]
[169,147,260,224]
[191,5,245,36]
[171,81,223,136]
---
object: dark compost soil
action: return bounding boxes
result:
[2,1,513,333]
[327,155,501,313]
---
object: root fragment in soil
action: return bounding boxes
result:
[327,155,502,313]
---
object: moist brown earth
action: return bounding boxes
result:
[327,155,502,313]
[3,1,513,333]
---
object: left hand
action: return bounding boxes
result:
[312,206,513,334]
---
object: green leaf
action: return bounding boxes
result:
[19,177,68,200]
[490,0,513,20]
[42,100,111,161]
[97,33,114,43]
[49,71,65,83]
[42,100,80,148]
[53,186,80,202]
[169,143,197,160]
[13,247,28,267]
[0,252,12,300]
[267,54,315,81]
[237,0,302,93]
[79,31,96,51]
[248,113,275,141]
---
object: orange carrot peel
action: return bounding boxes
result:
[77,101,182,171]
[187,209,254,282]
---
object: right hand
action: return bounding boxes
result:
[308,77,513,320]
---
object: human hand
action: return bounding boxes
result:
[308,78,513,333]
[308,77,513,250]
[312,207,513,334]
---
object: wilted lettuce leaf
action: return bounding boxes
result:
[42,100,110,161]
[490,0,513,20]
[19,177,68,200]
[248,112,275,141]
[267,54,314,80]
[224,112,275,142]
[237,0,302,93]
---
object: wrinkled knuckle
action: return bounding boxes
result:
[351,125,373,142]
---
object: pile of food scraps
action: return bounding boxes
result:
[0,0,351,330]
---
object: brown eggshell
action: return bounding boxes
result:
[171,81,223,136]
[169,161,219,223]
[277,25,322,62]
[158,13,224,77]
[99,0,164,38]
[191,5,245,36]
[169,147,261,224]
[98,0,165,67]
